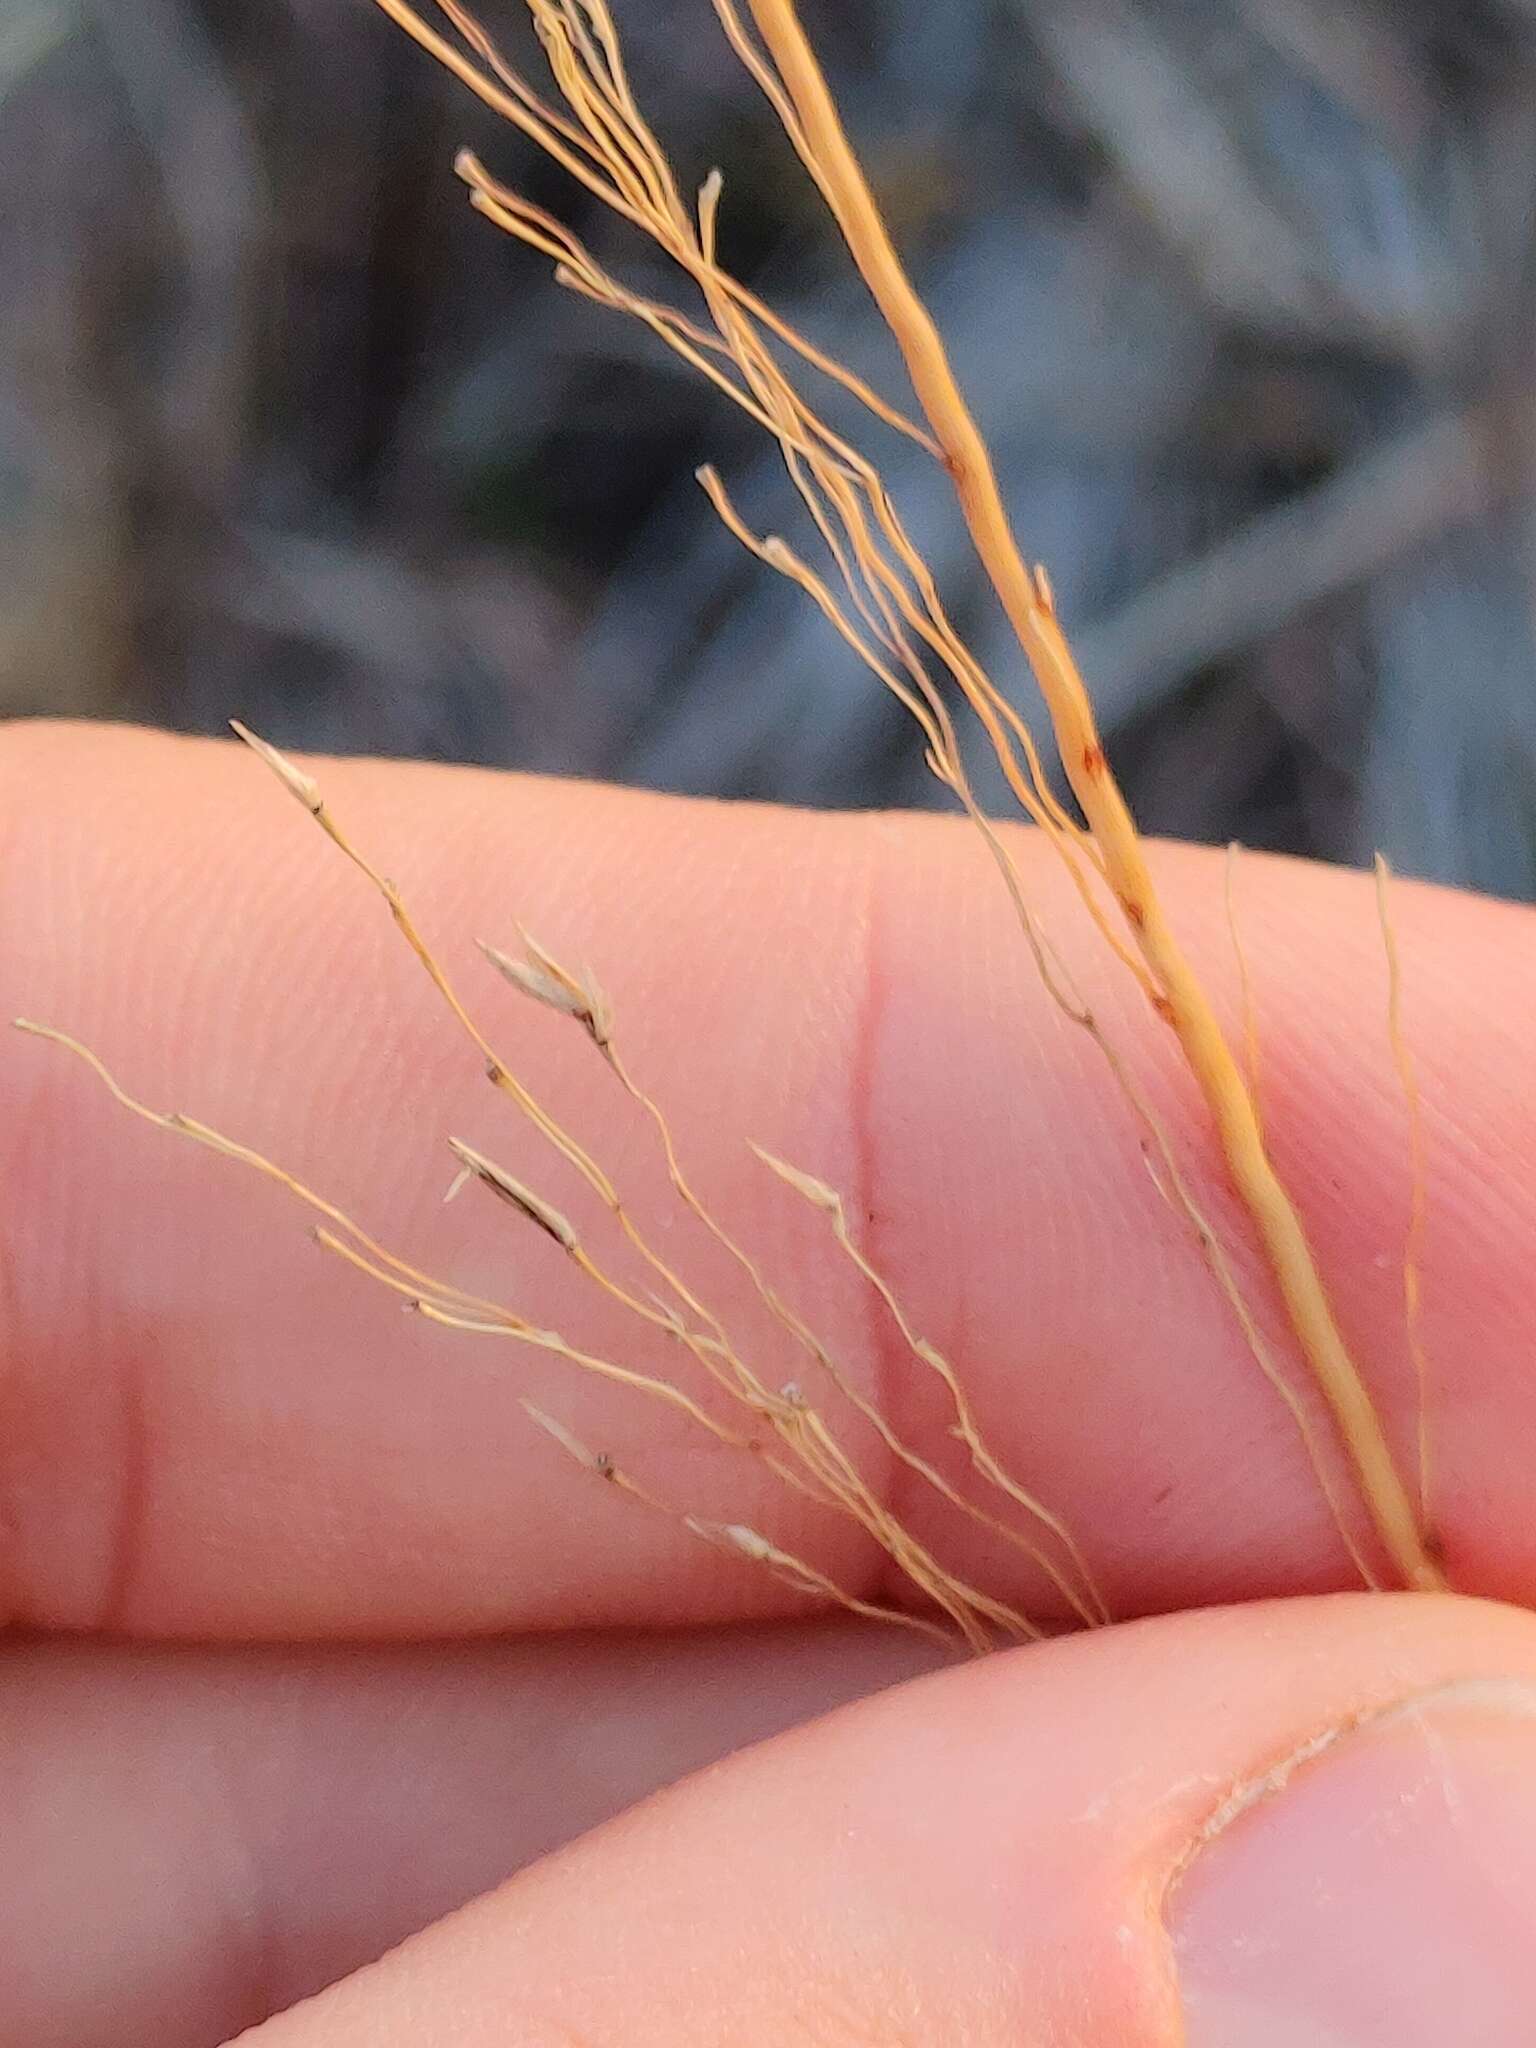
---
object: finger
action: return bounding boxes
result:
[234,1594,1536,2047]
[0,1622,939,2048]
[2,722,1531,1636]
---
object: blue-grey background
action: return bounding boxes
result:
[4,0,1535,895]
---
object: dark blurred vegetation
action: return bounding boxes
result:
[4,0,1536,894]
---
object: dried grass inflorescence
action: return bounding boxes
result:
[19,0,1443,1645]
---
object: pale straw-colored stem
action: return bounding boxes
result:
[744,0,1439,1594]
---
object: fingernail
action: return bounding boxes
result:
[1170,1682,1536,2045]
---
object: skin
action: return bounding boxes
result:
[0,719,1533,2045]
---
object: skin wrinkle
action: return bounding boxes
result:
[861,814,1095,1621]
[0,751,394,1633]
[781,816,918,1616]
[612,796,904,1611]
[96,1323,150,1636]
[855,814,927,1622]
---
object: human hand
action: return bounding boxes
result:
[4,720,1535,2045]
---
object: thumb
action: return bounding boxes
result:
[236,1593,1536,2046]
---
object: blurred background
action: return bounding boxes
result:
[4,0,1536,894]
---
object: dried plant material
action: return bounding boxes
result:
[447,1135,581,1249]
[226,719,619,1209]
[752,1143,1110,1626]
[682,1517,958,1647]
[522,1401,618,1479]
[361,0,1438,1591]
[492,927,1095,1631]
[1375,854,1432,1526]
[753,1118,1378,1601]
[1132,1126,1380,1594]
[21,775,1056,1649]
[481,931,614,1053]
[13,1019,510,1325]
[750,1146,841,1216]
[735,0,1434,1590]
[521,1398,949,1642]
[486,927,1101,1629]
[227,718,324,814]
[18,0,1454,1646]
[22,1013,1019,1645]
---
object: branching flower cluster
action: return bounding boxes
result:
[18,0,1441,1646]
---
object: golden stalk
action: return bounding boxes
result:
[737,0,1438,1591]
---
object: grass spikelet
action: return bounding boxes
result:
[446,1136,582,1249]
[679,1518,957,1646]
[481,933,613,1053]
